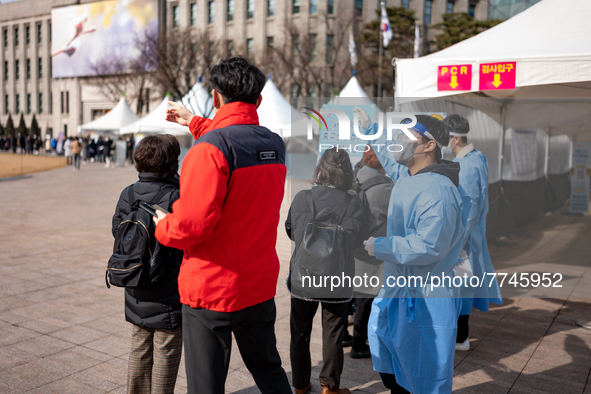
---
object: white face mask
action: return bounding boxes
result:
[442,137,457,156]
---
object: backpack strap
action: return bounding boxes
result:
[128,185,136,211]
[305,190,315,218]
[359,175,393,192]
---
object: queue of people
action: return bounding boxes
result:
[108,56,500,394]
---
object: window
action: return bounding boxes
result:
[26,59,30,79]
[61,91,64,114]
[15,60,19,80]
[25,25,30,45]
[293,36,300,61]
[267,0,275,16]
[38,93,43,114]
[66,91,69,114]
[326,34,334,63]
[3,29,7,47]
[310,34,317,62]
[402,0,410,10]
[37,24,42,43]
[292,0,301,14]
[227,0,235,22]
[38,57,42,78]
[64,125,67,138]
[308,86,316,97]
[424,0,433,24]
[247,0,255,18]
[4,61,7,81]
[309,0,318,14]
[27,94,31,114]
[246,38,254,58]
[355,0,363,16]
[227,40,234,56]
[266,36,274,56]
[14,27,19,46]
[208,1,215,24]
[468,1,476,17]
[327,0,335,14]
[145,88,150,113]
[15,94,20,114]
[446,0,454,13]
[4,95,8,115]
[190,3,198,26]
[291,84,299,98]
[172,5,180,27]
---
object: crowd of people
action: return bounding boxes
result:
[109,57,501,394]
[0,133,44,154]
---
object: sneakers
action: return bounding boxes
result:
[321,384,351,394]
[349,348,371,359]
[295,382,312,394]
[455,337,470,351]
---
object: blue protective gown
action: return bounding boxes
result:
[364,124,470,393]
[454,148,502,314]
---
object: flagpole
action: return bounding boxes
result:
[377,1,385,105]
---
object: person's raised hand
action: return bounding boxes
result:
[166,102,194,127]
[364,237,377,256]
[353,107,371,130]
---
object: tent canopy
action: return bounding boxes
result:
[257,76,304,138]
[396,0,591,100]
[394,0,591,141]
[182,80,214,119]
[79,97,139,133]
[120,96,190,136]
[330,75,374,105]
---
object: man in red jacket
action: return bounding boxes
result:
[153,57,290,394]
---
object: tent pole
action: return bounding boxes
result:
[498,102,506,181]
[544,129,550,179]
[378,30,383,107]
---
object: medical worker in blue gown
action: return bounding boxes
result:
[355,109,470,394]
[442,115,502,351]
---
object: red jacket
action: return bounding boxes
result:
[155,102,286,312]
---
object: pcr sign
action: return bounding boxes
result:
[437,64,471,91]
[479,62,516,90]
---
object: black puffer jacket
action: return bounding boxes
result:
[112,172,183,330]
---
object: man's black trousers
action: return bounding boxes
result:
[182,299,291,394]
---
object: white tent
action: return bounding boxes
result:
[120,96,191,136]
[330,75,374,105]
[79,97,139,133]
[182,80,214,119]
[395,0,591,102]
[257,76,305,138]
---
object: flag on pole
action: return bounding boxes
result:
[348,28,357,68]
[381,5,393,48]
[414,23,420,58]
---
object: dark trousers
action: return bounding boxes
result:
[352,297,374,351]
[380,373,411,394]
[290,297,348,391]
[457,314,470,342]
[182,299,290,394]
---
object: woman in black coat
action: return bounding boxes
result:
[111,134,183,394]
[286,147,365,394]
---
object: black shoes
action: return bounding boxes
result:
[349,348,371,358]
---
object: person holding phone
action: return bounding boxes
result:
[111,134,184,394]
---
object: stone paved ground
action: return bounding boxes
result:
[0,162,590,393]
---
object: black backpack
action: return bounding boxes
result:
[106,186,172,289]
[289,190,353,300]
[353,171,393,238]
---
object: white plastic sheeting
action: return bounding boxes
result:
[79,97,139,133]
[548,134,572,175]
